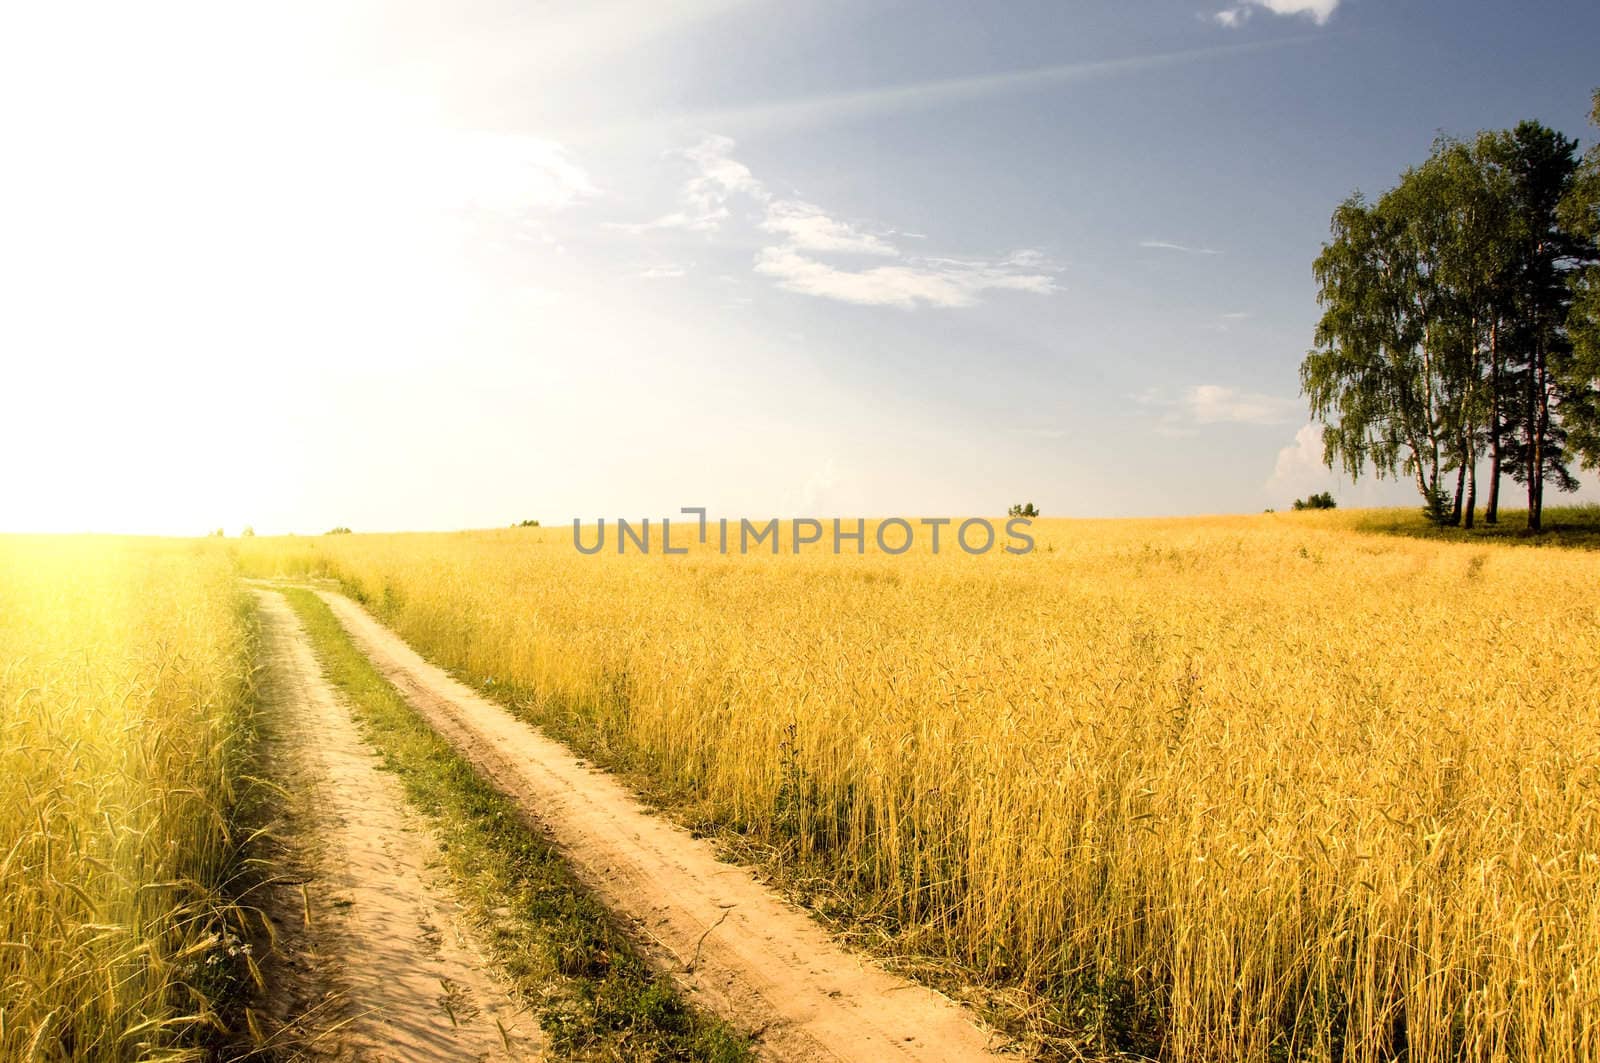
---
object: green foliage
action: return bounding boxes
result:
[1302,102,1600,532]
[1291,492,1337,511]
[325,526,352,536]
[1355,503,1600,549]
[1008,502,1039,518]
[1421,485,1457,527]
[513,519,541,528]
[1560,90,1600,474]
[1488,121,1592,529]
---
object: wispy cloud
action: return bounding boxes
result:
[1185,384,1298,425]
[1140,239,1222,255]
[606,134,765,232]
[754,246,1058,309]
[760,200,898,255]
[1139,384,1300,434]
[614,134,1059,309]
[1213,0,1340,29]
[1202,310,1253,333]
[604,37,1320,136]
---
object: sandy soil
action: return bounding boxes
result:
[251,590,538,1061]
[316,588,1006,1062]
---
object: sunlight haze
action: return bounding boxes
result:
[3,0,1597,534]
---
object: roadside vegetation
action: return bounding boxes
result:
[236,517,1600,1061]
[0,538,263,1061]
[278,588,751,1061]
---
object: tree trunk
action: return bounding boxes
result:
[1527,439,1541,530]
[1451,461,1466,526]
[1529,325,1547,532]
[1526,315,1539,531]
[1464,458,1476,529]
[1486,320,1501,524]
[1487,441,1501,523]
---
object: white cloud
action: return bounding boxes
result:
[636,265,687,279]
[615,133,1059,309]
[1268,423,1329,492]
[1213,0,1339,28]
[681,133,768,220]
[760,200,898,255]
[433,132,598,213]
[1203,311,1253,333]
[755,246,1057,309]
[1002,249,1055,269]
[1263,423,1434,508]
[1263,422,1394,506]
[1258,0,1339,21]
[1138,384,1300,434]
[1140,239,1222,255]
[609,134,767,232]
[1185,384,1299,425]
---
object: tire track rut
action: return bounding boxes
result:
[253,590,537,1061]
[313,588,1004,1062]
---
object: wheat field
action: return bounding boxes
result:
[0,538,258,1062]
[232,512,1600,1060]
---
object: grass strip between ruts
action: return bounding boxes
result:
[278,586,750,1062]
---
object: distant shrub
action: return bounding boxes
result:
[1292,492,1337,511]
[514,519,541,528]
[1008,503,1039,518]
[241,526,255,537]
[325,527,352,536]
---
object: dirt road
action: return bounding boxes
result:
[314,588,1005,1062]
[252,590,537,1061]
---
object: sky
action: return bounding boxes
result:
[2,0,1598,535]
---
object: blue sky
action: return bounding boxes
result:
[3,0,1598,533]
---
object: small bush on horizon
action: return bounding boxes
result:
[1292,492,1337,511]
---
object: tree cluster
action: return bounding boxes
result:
[1292,492,1337,511]
[1301,93,1600,530]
